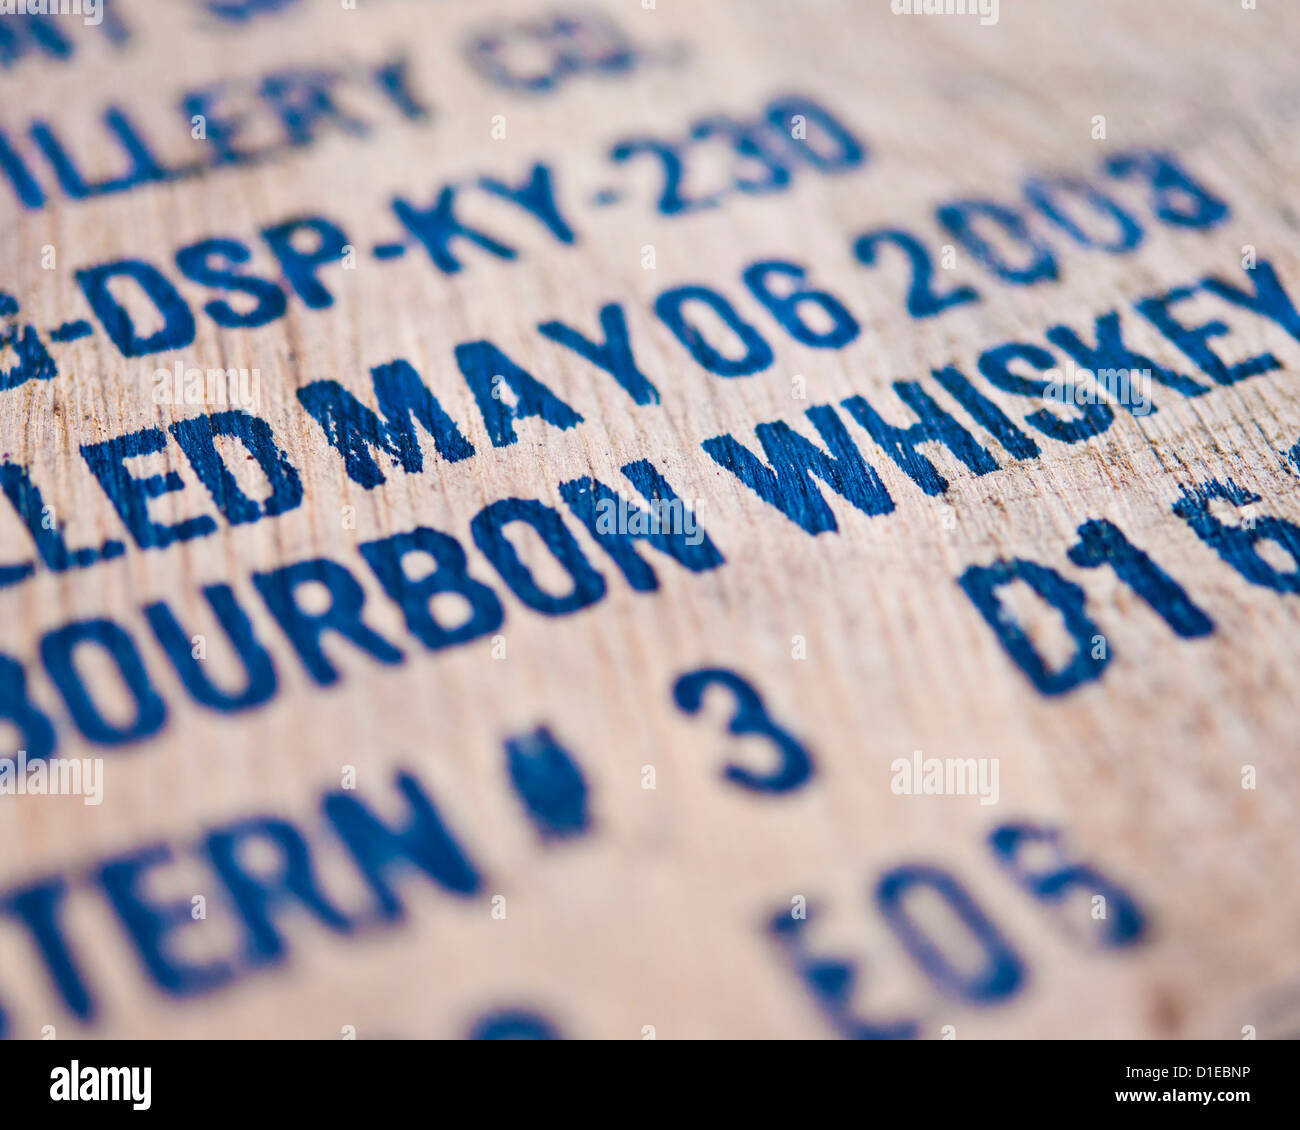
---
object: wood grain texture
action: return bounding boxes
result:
[1,0,1298,1039]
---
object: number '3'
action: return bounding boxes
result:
[672,667,814,793]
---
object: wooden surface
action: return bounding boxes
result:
[1,0,1299,1040]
